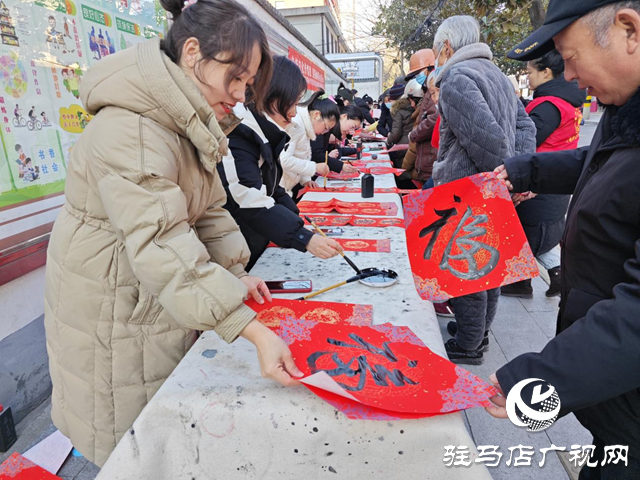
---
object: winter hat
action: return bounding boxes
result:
[389,83,406,101]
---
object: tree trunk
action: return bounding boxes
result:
[528,0,546,30]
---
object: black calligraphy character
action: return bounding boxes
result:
[440,206,500,280]
[307,334,419,392]
[419,195,462,260]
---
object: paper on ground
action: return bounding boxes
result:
[23,430,72,474]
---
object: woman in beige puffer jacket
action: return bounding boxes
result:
[44,0,303,466]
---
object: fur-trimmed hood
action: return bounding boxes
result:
[391,97,412,115]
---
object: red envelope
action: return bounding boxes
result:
[0,453,61,479]
[278,320,499,419]
[245,298,373,328]
[403,172,538,301]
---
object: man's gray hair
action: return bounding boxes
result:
[582,1,640,47]
[433,16,481,54]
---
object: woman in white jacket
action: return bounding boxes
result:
[280,90,341,194]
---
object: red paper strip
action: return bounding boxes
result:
[349,217,405,228]
[360,167,407,176]
[302,216,405,228]
[245,298,372,328]
[268,238,390,253]
[0,453,61,479]
[322,171,360,180]
[349,160,392,168]
[297,187,415,198]
[278,320,499,419]
[298,201,399,217]
[403,172,539,301]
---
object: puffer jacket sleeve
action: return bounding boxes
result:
[280,126,317,178]
[515,99,537,156]
[440,73,510,172]
[311,133,344,172]
[195,172,250,279]
[94,127,255,344]
[387,110,404,145]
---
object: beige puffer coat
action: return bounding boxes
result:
[44,39,256,467]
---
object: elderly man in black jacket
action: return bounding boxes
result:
[488,1,640,477]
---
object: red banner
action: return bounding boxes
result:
[288,47,325,92]
[298,200,399,216]
[403,173,538,302]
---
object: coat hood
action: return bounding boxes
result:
[534,76,586,108]
[435,42,493,86]
[391,97,412,115]
[80,38,241,171]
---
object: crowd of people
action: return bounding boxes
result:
[39,0,640,475]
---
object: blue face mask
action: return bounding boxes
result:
[415,71,427,86]
[434,48,447,78]
[385,102,392,109]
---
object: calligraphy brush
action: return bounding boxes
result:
[296,270,380,301]
[305,216,362,274]
[323,152,328,190]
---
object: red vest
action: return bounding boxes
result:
[526,96,582,152]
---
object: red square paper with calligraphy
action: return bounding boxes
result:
[403,172,538,301]
[278,320,499,418]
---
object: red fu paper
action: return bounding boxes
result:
[245,298,372,328]
[268,238,390,253]
[403,172,539,302]
[302,216,405,228]
[0,453,61,480]
[278,319,499,419]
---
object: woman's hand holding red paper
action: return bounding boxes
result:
[240,320,303,387]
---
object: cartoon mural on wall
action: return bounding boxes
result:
[0,0,167,212]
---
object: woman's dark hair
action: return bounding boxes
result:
[299,89,340,123]
[340,104,364,122]
[160,0,272,111]
[263,56,307,121]
[530,49,565,78]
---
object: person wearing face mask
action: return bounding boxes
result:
[219,56,342,268]
[310,103,363,170]
[430,15,537,366]
[43,0,302,466]
[279,89,340,195]
[403,49,437,186]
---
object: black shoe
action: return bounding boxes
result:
[445,338,484,365]
[446,322,489,352]
[546,267,561,297]
[501,279,533,298]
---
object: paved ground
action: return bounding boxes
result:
[1,112,603,480]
